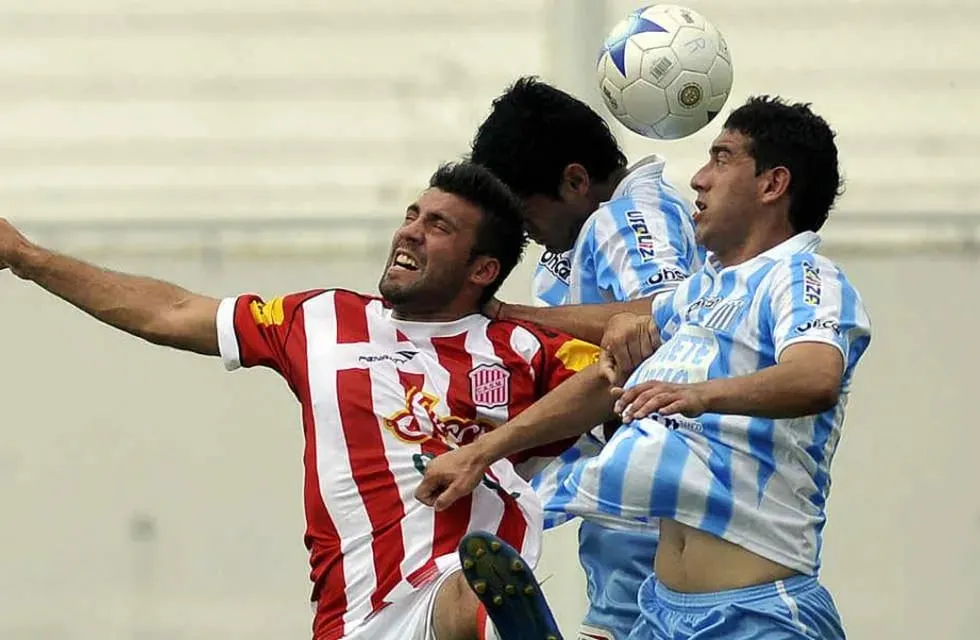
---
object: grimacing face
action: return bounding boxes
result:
[378,188,485,314]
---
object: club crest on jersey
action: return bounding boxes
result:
[469,364,511,409]
[802,261,822,306]
[626,210,657,261]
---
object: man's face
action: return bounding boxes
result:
[378,188,485,313]
[689,129,763,253]
[522,174,595,253]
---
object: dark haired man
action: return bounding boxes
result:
[420,97,873,639]
[470,76,702,639]
[0,162,598,640]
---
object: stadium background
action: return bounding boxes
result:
[1,0,976,638]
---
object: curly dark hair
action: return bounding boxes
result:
[469,76,627,198]
[428,161,528,303]
[723,95,844,233]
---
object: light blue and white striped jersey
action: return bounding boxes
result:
[556,231,872,574]
[532,155,702,307]
[529,155,701,530]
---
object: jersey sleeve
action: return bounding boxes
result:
[591,196,697,301]
[532,327,601,393]
[216,290,324,382]
[768,255,872,367]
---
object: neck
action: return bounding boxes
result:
[590,167,629,206]
[714,222,799,268]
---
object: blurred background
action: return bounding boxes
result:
[1,0,977,638]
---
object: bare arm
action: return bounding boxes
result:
[493,297,653,345]
[698,342,843,418]
[475,363,616,464]
[618,342,844,421]
[2,221,219,355]
[415,363,616,510]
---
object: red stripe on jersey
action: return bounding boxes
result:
[334,295,407,614]
[290,300,346,640]
[428,333,477,561]
[484,322,532,552]
[335,290,370,343]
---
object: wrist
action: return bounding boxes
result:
[10,243,47,279]
[693,379,723,414]
[473,429,508,466]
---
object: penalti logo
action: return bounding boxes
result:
[383,387,492,447]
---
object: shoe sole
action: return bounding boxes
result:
[458,531,563,640]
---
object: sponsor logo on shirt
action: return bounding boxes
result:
[795,318,840,335]
[539,250,571,283]
[358,350,418,365]
[647,266,687,286]
[383,387,492,447]
[802,261,822,306]
[626,210,657,261]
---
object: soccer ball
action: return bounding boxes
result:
[596,4,733,140]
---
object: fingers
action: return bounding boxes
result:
[624,392,677,421]
[414,475,443,507]
[433,481,467,512]
[599,350,622,386]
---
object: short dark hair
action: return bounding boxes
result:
[428,161,528,303]
[469,76,627,198]
[724,95,844,233]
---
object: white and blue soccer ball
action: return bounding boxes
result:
[597,4,734,140]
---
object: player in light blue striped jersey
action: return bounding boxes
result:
[420,96,871,639]
[469,77,701,639]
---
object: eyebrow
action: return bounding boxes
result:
[710,144,734,156]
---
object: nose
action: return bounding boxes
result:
[690,163,709,193]
[397,216,425,244]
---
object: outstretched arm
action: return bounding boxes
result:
[415,363,616,511]
[0,219,220,355]
[492,297,653,345]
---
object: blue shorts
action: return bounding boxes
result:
[627,574,845,639]
[577,520,658,639]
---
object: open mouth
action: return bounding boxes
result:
[390,249,420,272]
[693,200,707,222]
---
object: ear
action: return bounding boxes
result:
[559,163,592,199]
[759,166,791,205]
[467,255,501,290]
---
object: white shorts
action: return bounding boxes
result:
[343,568,461,640]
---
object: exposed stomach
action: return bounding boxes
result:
[656,519,798,593]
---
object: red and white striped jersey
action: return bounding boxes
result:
[214,288,599,639]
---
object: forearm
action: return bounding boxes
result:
[473,364,616,464]
[499,297,652,344]
[697,359,840,418]
[16,245,219,354]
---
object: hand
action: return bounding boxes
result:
[414,445,491,512]
[613,380,708,422]
[0,218,36,277]
[599,312,657,387]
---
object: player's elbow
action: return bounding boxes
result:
[144,296,220,354]
[807,373,841,414]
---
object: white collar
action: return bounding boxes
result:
[608,154,667,202]
[705,231,822,273]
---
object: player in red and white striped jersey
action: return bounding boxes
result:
[0,161,612,640]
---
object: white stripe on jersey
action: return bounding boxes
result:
[304,292,380,630]
[556,232,872,574]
